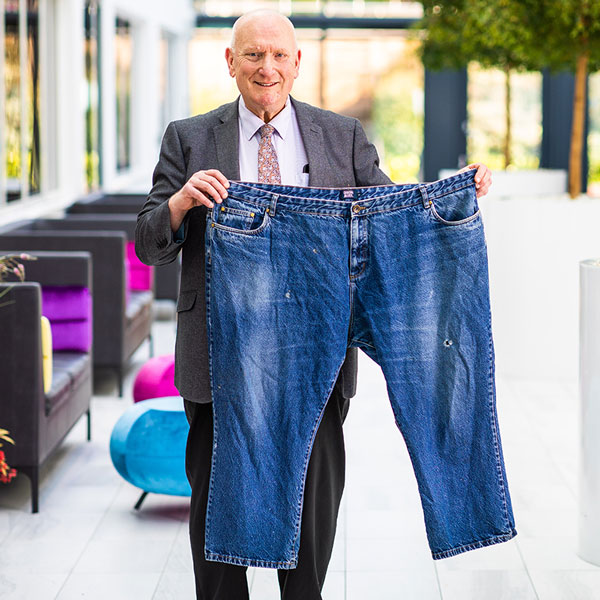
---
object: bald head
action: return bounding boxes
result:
[230,10,297,52]
[225,9,301,122]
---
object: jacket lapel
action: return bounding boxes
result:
[292,97,331,186]
[214,99,241,180]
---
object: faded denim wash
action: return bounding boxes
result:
[204,171,517,569]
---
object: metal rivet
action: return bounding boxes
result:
[250,212,255,217]
[211,223,215,227]
[266,208,270,213]
[220,206,225,211]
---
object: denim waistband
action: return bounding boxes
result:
[226,170,476,217]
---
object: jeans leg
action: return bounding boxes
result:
[277,384,348,600]
[184,399,249,600]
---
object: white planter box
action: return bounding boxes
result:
[439,168,567,199]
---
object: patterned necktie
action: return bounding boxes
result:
[258,124,281,184]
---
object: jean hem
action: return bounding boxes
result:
[205,551,298,570]
[431,528,518,560]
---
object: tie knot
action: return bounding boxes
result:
[259,124,275,139]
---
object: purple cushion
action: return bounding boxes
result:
[41,286,92,352]
[126,241,153,291]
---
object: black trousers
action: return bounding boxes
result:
[184,386,348,600]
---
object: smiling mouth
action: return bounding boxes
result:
[255,82,278,87]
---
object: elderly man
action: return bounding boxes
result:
[136,9,491,600]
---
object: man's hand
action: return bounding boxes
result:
[458,163,492,198]
[168,169,230,232]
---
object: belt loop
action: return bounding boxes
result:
[419,184,431,209]
[268,194,279,217]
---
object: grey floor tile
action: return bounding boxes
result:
[72,538,173,574]
[436,570,537,600]
[56,572,161,600]
[529,569,600,600]
[517,535,600,572]
[345,536,433,572]
[153,571,196,599]
[0,572,68,600]
[346,569,441,600]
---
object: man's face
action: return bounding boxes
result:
[225,15,301,121]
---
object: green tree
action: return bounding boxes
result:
[534,1,600,197]
[419,0,600,197]
[419,0,540,169]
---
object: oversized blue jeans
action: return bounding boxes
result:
[204,171,517,568]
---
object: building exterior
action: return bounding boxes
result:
[0,0,194,222]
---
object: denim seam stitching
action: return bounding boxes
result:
[204,551,297,569]
[204,219,219,557]
[486,314,512,529]
[431,529,517,560]
[428,181,474,201]
[289,359,347,561]
[212,212,271,236]
[429,201,481,227]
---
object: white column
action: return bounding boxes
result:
[579,258,600,566]
[54,0,86,198]
[169,32,190,121]
[131,20,160,179]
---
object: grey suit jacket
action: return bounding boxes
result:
[135,97,392,402]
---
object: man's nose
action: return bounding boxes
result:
[259,55,276,76]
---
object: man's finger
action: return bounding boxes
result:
[191,175,225,204]
[205,169,230,190]
[201,174,229,200]
[186,183,214,209]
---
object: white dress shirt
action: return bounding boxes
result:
[238,96,309,186]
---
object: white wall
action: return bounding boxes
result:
[481,193,600,383]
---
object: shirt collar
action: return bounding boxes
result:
[238,96,292,141]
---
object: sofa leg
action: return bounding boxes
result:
[19,466,40,513]
[86,409,92,441]
[117,367,124,398]
[148,332,154,358]
[134,491,148,510]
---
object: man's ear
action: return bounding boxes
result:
[294,49,301,78]
[225,47,235,78]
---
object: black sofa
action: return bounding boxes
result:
[0,220,153,396]
[0,251,93,512]
[66,194,180,301]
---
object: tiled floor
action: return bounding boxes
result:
[1,310,599,599]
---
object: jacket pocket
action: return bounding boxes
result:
[177,290,197,312]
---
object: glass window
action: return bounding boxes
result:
[3,0,40,202]
[27,0,40,196]
[5,1,21,201]
[115,17,131,171]
[84,0,102,191]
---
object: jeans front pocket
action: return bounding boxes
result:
[430,184,480,226]
[212,196,271,236]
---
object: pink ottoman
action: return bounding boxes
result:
[133,354,178,402]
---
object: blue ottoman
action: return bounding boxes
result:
[110,396,191,509]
